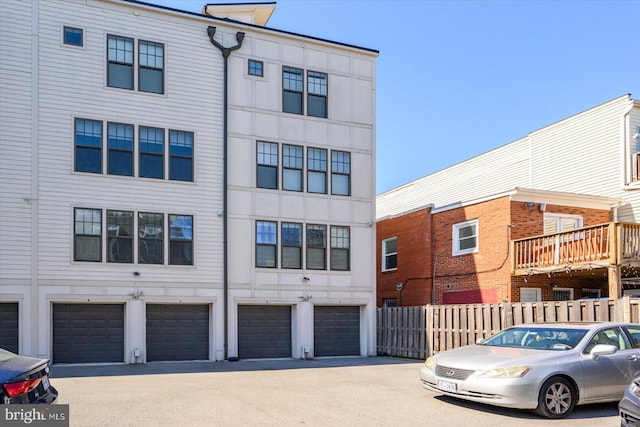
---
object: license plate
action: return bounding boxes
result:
[42,376,50,390]
[438,380,457,393]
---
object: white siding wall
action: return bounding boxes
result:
[227,28,377,357]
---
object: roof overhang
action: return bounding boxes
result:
[204,2,276,26]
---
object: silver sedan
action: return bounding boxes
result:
[420,322,640,418]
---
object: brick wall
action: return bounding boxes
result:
[376,207,432,306]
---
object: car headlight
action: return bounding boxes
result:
[631,380,640,398]
[424,357,435,371]
[478,366,531,378]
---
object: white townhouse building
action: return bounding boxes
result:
[0,0,378,363]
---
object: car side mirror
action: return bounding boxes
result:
[476,338,485,345]
[590,344,617,360]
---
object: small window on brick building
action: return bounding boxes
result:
[383,298,397,308]
[581,288,601,299]
[553,287,574,301]
[452,219,478,256]
[382,237,397,271]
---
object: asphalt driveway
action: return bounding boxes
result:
[50,357,618,426]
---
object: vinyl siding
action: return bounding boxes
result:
[0,0,34,280]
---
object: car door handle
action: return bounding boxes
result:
[627,355,640,361]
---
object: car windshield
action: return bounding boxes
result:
[479,327,588,350]
[0,348,18,362]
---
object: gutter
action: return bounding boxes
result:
[207,27,244,361]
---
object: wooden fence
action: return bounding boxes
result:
[376,297,640,359]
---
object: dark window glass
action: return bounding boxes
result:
[282,222,302,269]
[257,141,278,189]
[307,71,327,118]
[75,118,102,174]
[169,130,193,182]
[107,210,133,263]
[107,35,133,90]
[139,212,163,264]
[331,150,350,196]
[283,67,303,114]
[139,41,164,94]
[107,122,133,176]
[383,237,398,271]
[307,148,327,194]
[330,226,350,271]
[283,144,303,192]
[248,59,263,77]
[256,221,277,268]
[139,127,164,179]
[169,215,193,265]
[64,26,83,46]
[74,208,101,262]
[306,224,326,270]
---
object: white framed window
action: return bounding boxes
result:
[543,213,583,234]
[520,287,541,302]
[382,237,397,271]
[452,219,478,256]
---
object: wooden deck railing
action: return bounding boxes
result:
[511,222,640,275]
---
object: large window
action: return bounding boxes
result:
[281,222,302,269]
[543,213,582,234]
[139,212,164,264]
[107,210,133,263]
[306,224,326,270]
[283,144,303,191]
[169,215,193,265]
[330,226,350,271]
[453,219,478,256]
[331,150,350,196]
[382,237,397,271]
[75,118,102,174]
[307,71,327,118]
[283,67,303,114]
[139,40,164,94]
[74,208,101,262]
[107,122,134,176]
[257,141,278,189]
[169,130,193,182]
[307,148,327,194]
[256,221,277,268]
[139,126,164,179]
[107,35,134,90]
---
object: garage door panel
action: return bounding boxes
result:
[238,305,291,359]
[53,304,124,364]
[314,306,360,357]
[0,303,19,353]
[146,304,209,362]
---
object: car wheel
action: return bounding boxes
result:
[535,376,576,419]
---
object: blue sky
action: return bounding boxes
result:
[148,0,640,194]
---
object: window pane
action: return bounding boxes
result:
[283,169,302,191]
[139,68,163,94]
[249,59,263,76]
[257,245,276,268]
[307,72,327,96]
[308,95,326,118]
[384,238,397,253]
[282,223,302,245]
[306,224,326,270]
[140,127,164,179]
[108,63,133,90]
[75,119,102,173]
[459,236,477,251]
[385,254,397,270]
[64,27,83,46]
[283,145,303,168]
[283,91,302,114]
[169,130,193,182]
[283,67,303,91]
[257,166,277,189]
[108,35,133,63]
[169,215,194,265]
[306,247,325,270]
[330,248,349,271]
[74,208,101,262]
[331,174,349,196]
[282,246,301,269]
[256,221,276,244]
[170,240,193,265]
[139,212,163,264]
[107,210,133,263]
[308,171,326,194]
[108,123,133,176]
[459,225,475,239]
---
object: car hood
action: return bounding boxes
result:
[0,355,49,383]
[433,344,567,370]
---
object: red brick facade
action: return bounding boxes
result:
[376,197,613,306]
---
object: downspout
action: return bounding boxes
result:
[207,26,245,361]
